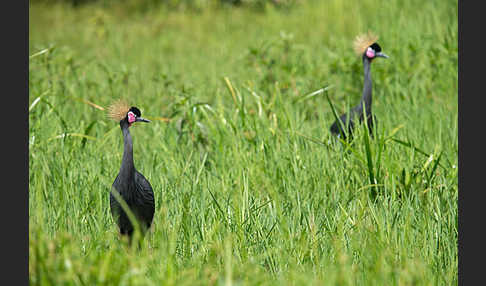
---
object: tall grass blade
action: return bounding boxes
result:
[324,90,348,140]
[362,106,376,200]
[390,138,449,169]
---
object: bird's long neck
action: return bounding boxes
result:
[360,56,372,116]
[119,121,135,182]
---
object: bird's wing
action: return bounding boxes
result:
[331,112,352,135]
[135,171,154,194]
[135,171,155,228]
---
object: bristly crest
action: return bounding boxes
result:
[353,32,379,56]
[108,99,130,121]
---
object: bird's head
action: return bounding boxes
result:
[353,32,389,61]
[108,100,150,127]
[126,107,150,127]
[364,43,388,60]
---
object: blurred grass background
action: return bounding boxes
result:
[29,0,457,285]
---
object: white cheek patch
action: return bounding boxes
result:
[127,112,136,123]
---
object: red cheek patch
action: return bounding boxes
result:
[366,48,375,58]
[128,112,136,123]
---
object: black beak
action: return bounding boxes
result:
[376,52,389,59]
[136,117,151,123]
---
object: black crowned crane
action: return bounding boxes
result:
[108,100,155,242]
[330,32,389,139]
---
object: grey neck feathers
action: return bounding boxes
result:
[360,56,372,116]
[119,121,135,182]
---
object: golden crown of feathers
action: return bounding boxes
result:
[353,32,379,55]
[107,99,130,121]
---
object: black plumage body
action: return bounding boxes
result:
[110,170,155,237]
[330,104,375,139]
[110,108,155,240]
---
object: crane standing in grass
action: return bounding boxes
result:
[108,100,155,242]
[330,32,389,139]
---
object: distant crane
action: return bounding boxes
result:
[108,100,155,243]
[330,32,389,139]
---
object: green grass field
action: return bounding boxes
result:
[29,0,458,284]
